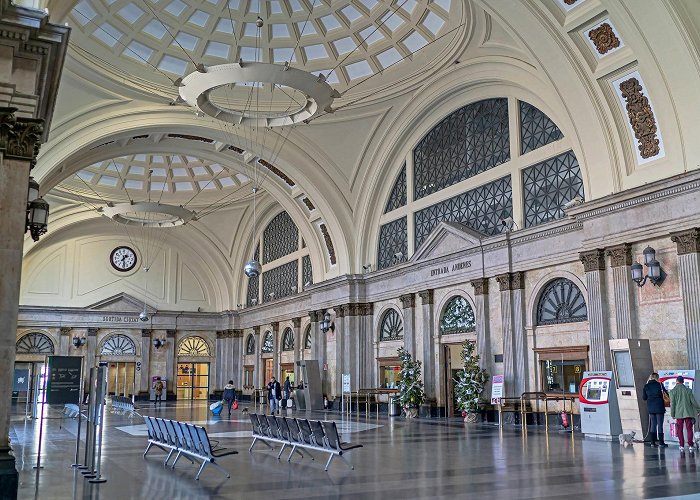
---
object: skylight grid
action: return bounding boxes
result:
[93,23,123,48]
[422,11,445,35]
[345,60,373,79]
[164,0,187,18]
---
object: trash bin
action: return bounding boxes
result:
[389,396,400,417]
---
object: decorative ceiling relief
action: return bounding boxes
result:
[612,71,664,164]
[259,159,295,187]
[585,20,623,58]
[319,223,336,265]
[557,0,585,12]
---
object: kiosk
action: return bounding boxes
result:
[609,339,653,438]
[658,369,700,443]
[579,371,622,440]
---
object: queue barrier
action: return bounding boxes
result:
[497,392,577,434]
[249,413,362,471]
[143,416,238,480]
[346,389,399,418]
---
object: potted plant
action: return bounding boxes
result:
[396,347,425,418]
[453,341,489,423]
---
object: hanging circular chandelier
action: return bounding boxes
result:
[178,62,338,127]
[100,202,195,227]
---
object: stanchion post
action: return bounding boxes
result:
[80,367,95,472]
[89,365,107,483]
[33,357,49,470]
[71,365,85,468]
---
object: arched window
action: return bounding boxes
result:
[282,328,294,351]
[379,309,403,341]
[246,334,255,355]
[304,325,312,350]
[261,330,274,353]
[536,278,588,325]
[440,296,476,334]
[177,336,210,356]
[101,334,136,356]
[16,333,54,354]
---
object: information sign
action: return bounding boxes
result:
[46,356,82,405]
[342,373,351,393]
[491,375,504,405]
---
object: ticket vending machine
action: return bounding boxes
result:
[609,339,654,439]
[658,369,700,442]
[579,371,622,440]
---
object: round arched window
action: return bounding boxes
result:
[536,278,588,325]
[282,328,294,351]
[177,336,210,356]
[440,296,476,334]
[304,325,312,350]
[245,334,255,355]
[16,333,54,354]
[261,331,274,353]
[101,334,136,356]
[379,309,403,341]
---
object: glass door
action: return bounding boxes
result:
[264,359,273,385]
[176,362,210,400]
[107,362,136,397]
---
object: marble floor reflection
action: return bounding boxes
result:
[9,401,700,499]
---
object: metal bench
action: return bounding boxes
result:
[248,413,362,471]
[111,396,142,418]
[143,416,237,480]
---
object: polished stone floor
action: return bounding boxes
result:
[10,401,700,499]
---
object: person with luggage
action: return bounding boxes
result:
[223,380,237,417]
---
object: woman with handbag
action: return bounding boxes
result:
[643,372,669,447]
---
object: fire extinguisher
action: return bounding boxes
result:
[561,411,570,429]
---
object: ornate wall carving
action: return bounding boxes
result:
[496,271,525,291]
[258,158,295,187]
[319,223,337,265]
[579,249,606,272]
[588,23,620,55]
[418,290,434,304]
[470,278,489,296]
[618,78,660,159]
[671,228,700,255]
[606,243,632,267]
[400,294,415,309]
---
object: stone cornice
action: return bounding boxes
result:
[579,249,606,272]
[470,278,489,296]
[495,272,524,291]
[606,244,632,267]
[671,228,700,255]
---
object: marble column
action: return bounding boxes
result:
[59,327,71,356]
[140,329,151,398]
[165,330,176,398]
[496,272,526,397]
[606,243,636,339]
[310,310,328,393]
[215,331,225,393]
[271,322,280,380]
[333,305,346,396]
[253,326,261,388]
[400,294,417,356]
[86,328,98,373]
[470,279,491,370]
[671,229,700,368]
[579,249,611,370]
[418,290,435,401]
[358,304,374,389]
[230,329,243,390]
[292,318,302,381]
[344,304,362,391]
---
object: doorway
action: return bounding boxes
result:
[176,362,210,400]
[107,362,136,397]
[280,363,295,386]
[12,361,47,418]
[264,359,273,384]
[444,344,464,417]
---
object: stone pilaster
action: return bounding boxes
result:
[140,329,151,397]
[606,243,636,339]
[215,331,225,392]
[358,304,374,388]
[230,329,243,391]
[86,327,98,373]
[418,290,435,400]
[496,272,526,397]
[579,249,610,370]
[292,318,302,381]
[253,326,261,388]
[309,310,328,393]
[59,327,71,355]
[334,305,348,396]
[271,322,280,380]
[470,278,491,370]
[671,229,700,368]
[400,293,416,355]
[165,330,176,398]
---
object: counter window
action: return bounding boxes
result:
[541,359,585,394]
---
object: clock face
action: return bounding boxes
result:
[110,246,137,272]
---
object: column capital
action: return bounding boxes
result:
[605,243,632,267]
[0,108,44,168]
[418,290,434,304]
[470,278,489,296]
[292,317,302,328]
[166,329,176,338]
[671,228,700,255]
[216,330,225,339]
[579,249,606,272]
[59,327,72,336]
[336,304,351,318]
[399,293,415,309]
[308,310,319,322]
[253,325,260,335]
[495,271,525,291]
[230,329,244,338]
[271,321,279,333]
[87,327,98,336]
[359,303,374,316]
[141,329,151,337]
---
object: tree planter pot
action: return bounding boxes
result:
[464,412,479,423]
[404,407,418,418]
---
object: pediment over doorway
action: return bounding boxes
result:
[86,293,156,313]
[410,222,487,262]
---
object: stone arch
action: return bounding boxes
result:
[527,271,588,328]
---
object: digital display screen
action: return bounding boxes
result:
[587,388,602,400]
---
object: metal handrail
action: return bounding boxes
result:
[520,392,548,432]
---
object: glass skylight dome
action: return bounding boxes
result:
[68,0,455,90]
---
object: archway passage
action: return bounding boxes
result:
[176,362,210,401]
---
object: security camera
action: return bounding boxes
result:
[362,264,372,272]
[500,216,517,232]
[563,196,584,210]
[393,252,404,261]
[139,311,149,322]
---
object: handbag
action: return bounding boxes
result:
[663,391,671,408]
[233,400,239,410]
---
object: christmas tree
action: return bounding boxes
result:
[396,347,425,410]
[453,341,489,414]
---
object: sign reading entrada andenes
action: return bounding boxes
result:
[430,260,472,277]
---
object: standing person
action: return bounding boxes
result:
[643,373,668,447]
[223,380,237,417]
[283,376,292,409]
[153,377,164,408]
[267,377,281,414]
[669,375,700,451]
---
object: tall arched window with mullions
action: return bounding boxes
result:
[304,325,312,350]
[261,330,274,353]
[246,334,255,355]
[440,296,476,335]
[536,278,588,325]
[282,328,294,351]
[379,309,403,341]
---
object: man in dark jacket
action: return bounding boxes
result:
[642,372,668,447]
[223,380,237,417]
[267,377,282,414]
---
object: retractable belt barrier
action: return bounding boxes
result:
[143,416,238,480]
[248,413,362,471]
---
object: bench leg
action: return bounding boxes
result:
[171,451,183,469]
[324,453,334,471]
[143,442,153,458]
[277,443,287,460]
[164,448,175,466]
[208,461,231,479]
[339,453,354,470]
[195,461,207,480]
[249,437,258,452]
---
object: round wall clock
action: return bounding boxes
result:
[110,246,137,272]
